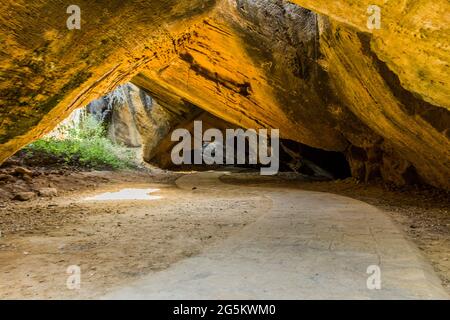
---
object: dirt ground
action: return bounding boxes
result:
[0,165,449,298]
[0,169,271,299]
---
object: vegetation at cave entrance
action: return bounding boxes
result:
[21,113,137,170]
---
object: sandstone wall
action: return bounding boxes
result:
[1,0,448,188]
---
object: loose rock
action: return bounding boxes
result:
[13,167,33,177]
[13,192,36,201]
[0,174,15,182]
[38,188,58,198]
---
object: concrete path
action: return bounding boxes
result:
[103,171,449,299]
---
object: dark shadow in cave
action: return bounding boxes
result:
[280,139,351,180]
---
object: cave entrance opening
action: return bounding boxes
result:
[7,88,143,172]
[4,82,352,183]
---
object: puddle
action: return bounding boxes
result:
[84,188,162,201]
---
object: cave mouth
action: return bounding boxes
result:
[4,82,353,183]
[6,105,142,172]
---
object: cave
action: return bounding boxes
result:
[0,0,449,301]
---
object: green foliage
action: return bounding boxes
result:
[23,114,136,170]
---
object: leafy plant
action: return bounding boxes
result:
[23,114,137,170]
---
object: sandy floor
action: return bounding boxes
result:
[0,169,448,298]
[0,170,270,299]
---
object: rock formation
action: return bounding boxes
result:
[1,0,449,188]
[86,83,200,159]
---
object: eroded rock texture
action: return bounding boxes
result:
[1,0,449,188]
[0,0,216,162]
[291,0,450,110]
[86,83,199,160]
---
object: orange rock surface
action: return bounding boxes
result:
[1,0,449,188]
